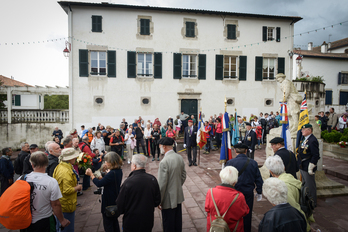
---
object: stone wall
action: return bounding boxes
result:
[0,123,71,150]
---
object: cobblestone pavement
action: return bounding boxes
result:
[2,144,348,232]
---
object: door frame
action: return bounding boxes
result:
[177,91,201,117]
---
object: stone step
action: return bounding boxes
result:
[317,186,348,198]
[316,178,345,190]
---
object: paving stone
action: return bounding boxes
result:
[186,207,206,220]
[183,198,199,208]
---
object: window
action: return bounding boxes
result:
[224,56,238,79]
[263,26,280,42]
[12,95,21,106]
[267,27,274,41]
[339,72,348,84]
[140,19,150,35]
[92,16,102,32]
[91,51,106,75]
[183,55,197,78]
[227,24,236,40]
[186,22,195,37]
[263,58,277,79]
[325,90,332,105]
[137,53,153,76]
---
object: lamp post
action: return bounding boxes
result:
[296,56,303,78]
[63,41,71,58]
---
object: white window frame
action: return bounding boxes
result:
[182,54,197,78]
[263,58,277,79]
[267,27,275,41]
[90,51,107,76]
[137,53,153,77]
[223,56,238,79]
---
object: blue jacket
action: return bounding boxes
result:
[0,156,14,179]
[226,154,263,195]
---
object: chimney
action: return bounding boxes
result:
[321,41,328,53]
[328,42,331,53]
[11,76,14,80]
[308,42,313,51]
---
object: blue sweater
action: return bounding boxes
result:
[0,156,14,179]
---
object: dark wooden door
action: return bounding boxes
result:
[181,99,198,123]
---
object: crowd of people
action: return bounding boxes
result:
[314,107,348,133]
[0,109,323,232]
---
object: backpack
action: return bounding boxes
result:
[0,175,34,230]
[209,188,240,232]
[174,119,178,125]
[299,183,315,219]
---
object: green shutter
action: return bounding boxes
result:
[262,26,267,42]
[127,51,136,78]
[276,27,281,42]
[325,90,332,105]
[255,56,263,81]
[338,72,342,85]
[278,57,285,75]
[154,52,162,79]
[15,95,21,106]
[227,25,236,39]
[239,56,247,81]
[107,50,116,77]
[92,16,102,32]
[79,49,89,77]
[198,54,206,80]
[140,19,150,35]
[173,53,182,79]
[215,55,223,80]
[186,22,195,37]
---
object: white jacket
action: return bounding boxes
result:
[338,117,347,129]
[91,137,105,153]
[144,127,153,139]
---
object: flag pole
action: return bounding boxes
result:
[222,98,227,169]
[198,107,202,166]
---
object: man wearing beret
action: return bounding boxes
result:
[226,143,263,232]
[242,122,257,159]
[297,123,320,207]
[270,137,299,179]
[157,137,186,232]
[184,120,198,166]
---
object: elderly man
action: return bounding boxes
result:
[79,136,94,158]
[298,123,320,207]
[116,155,161,232]
[21,151,70,231]
[14,142,30,175]
[238,117,247,141]
[69,129,78,139]
[62,136,73,148]
[46,143,62,177]
[158,137,186,232]
[225,143,263,232]
[242,122,257,159]
[23,144,39,174]
[121,118,128,130]
[180,111,189,132]
[327,107,339,132]
[205,166,249,231]
[0,147,14,196]
[52,127,63,142]
[259,178,307,232]
[184,119,198,166]
[269,137,298,179]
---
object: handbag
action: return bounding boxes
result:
[104,171,120,218]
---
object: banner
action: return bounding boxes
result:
[219,112,232,164]
[231,111,240,146]
[280,102,292,151]
[197,111,207,149]
[296,92,310,149]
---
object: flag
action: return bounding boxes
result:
[197,111,207,149]
[296,92,310,149]
[231,111,240,146]
[280,101,292,151]
[220,112,232,164]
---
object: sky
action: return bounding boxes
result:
[1,0,347,87]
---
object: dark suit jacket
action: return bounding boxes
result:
[297,134,320,172]
[184,126,198,147]
[275,148,299,179]
[243,130,257,152]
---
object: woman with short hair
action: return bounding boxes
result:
[144,123,153,157]
[85,152,123,232]
[91,131,106,153]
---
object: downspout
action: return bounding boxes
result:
[68,4,74,129]
[289,19,295,80]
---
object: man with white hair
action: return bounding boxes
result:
[116,154,161,232]
[14,142,30,175]
[52,126,63,142]
[46,143,62,177]
[259,178,307,232]
[205,166,249,231]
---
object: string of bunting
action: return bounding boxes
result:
[0,20,347,53]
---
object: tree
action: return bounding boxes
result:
[44,95,69,109]
[0,81,7,109]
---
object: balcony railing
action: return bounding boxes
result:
[0,110,69,124]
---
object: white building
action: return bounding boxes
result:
[58,1,302,129]
[292,38,348,113]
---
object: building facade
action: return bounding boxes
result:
[59,2,301,129]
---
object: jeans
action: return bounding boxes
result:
[205,138,211,152]
[63,211,75,232]
[215,133,222,148]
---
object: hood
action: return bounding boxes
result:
[279,173,302,190]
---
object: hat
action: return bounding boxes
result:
[61,148,80,161]
[158,137,174,146]
[130,134,134,138]
[70,129,77,135]
[245,122,251,126]
[302,123,312,129]
[29,144,38,149]
[188,120,193,123]
[269,137,284,144]
[233,143,248,149]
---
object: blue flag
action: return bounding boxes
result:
[232,111,239,146]
[219,112,232,164]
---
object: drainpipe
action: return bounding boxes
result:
[7,88,11,124]
[68,5,73,129]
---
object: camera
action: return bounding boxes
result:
[94,187,103,195]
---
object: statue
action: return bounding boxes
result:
[276,73,302,138]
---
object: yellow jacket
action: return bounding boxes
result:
[53,162,77,213]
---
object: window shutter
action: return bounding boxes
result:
[154,52,162,79]
[325,90,333,105]
[140,19,150,35]
[262,26,267,42]
[215,55,223,80]
[338,72,342,85]
[79,49,89,77]
[107,50,116,78]
[127,51,136,78]
[278,57,285,75]
[339,91,348,105]
[186,22,195,37]
[15,95,21,106]
[198,54,206,80]
[276,27,281,42]
[227,25,236,39]
[173,53,182,79]
[92,16,102,32]
[255,56,263,81]
[239,56,247,81]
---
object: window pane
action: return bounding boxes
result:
[138,53,144,62]
[91,60,98,68]
[263,58,268,69]
[99,60,106,68]
[99,52,106,60]
[230,57,236,64]
[91,51,97,60]
[183,55,189,63]
[269,59,275,69]
[100,68,106,74]
[224,71,229,78]
[91,67,98,73]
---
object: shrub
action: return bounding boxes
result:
[323,131,343,143]
[343,128,348,135]
[341,135,348,142]
[321,130,328,138]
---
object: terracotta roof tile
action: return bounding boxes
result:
[0,75,33,87]
[312,37,348,52]
[294,49,348,59]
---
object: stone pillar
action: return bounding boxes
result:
[7,88,11,124]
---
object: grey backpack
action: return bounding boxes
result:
[209,188,240,232]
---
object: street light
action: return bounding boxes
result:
[63,41,71,58]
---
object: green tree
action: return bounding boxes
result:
[0,81,7,109]
[44,95,69,109]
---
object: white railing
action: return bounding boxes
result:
[0,110,69,123]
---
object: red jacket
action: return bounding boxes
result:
[205,185,249,232]
[78,142,95,158]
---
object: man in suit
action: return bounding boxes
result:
[158,137,186,232]
[270,137,299,179]
[243,122,257,159]
[297,123,320,207]
[184,120,198,166]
